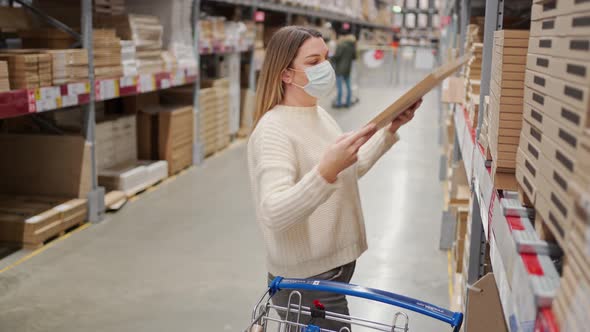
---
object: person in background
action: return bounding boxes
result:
[331,32,357,108]
[248,26,422,330]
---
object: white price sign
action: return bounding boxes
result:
[61,95,78,107]
[160,79,171,89]
[139,74,155,92]
[98,80,117,99]
[40,87,61,100]
[68,82,87,95]
[173,69,185,85]
[36,98,58,112]
[120,76,136,88]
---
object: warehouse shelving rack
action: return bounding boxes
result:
[442,0,560,331]
[0,0,394,225]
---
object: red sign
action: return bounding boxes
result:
[255,11,265,22]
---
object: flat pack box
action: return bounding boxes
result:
[520,120,544,165]
[526,53,590,87]
[532,0,590,20]
[526,69,590,119]
[0,134,91,198]
[99,160,168,197]
[528,36,590,61]
[158,106,194,175]
[542,111,580,158]
[534,186,568,247]
[517,147,540,204]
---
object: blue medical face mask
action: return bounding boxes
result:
[290,60,336,98]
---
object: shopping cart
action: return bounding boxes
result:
[245,277,463,332]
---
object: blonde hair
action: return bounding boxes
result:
[253,26,323,128]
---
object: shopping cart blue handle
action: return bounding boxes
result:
[269,277,463,332]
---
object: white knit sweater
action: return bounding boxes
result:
[247,104,399,278]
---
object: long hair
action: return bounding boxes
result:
[253,26,323,128]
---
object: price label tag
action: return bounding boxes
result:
[68,82,88,95]
[27,90,37,113]
[61,95,78,107]
[94,80,101,99]
[97,80,118,99]
[39,87,60,100]
[186,67,198,77]
[139,74,155,92]
[120,76,136,88]
[173,69,185,85]
[35,100,44,112]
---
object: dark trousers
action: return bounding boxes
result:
[268,261,356,331]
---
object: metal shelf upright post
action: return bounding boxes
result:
[476,0,503,137]
[81,0,105,223]
[193,0,204,165]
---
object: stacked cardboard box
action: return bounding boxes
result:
[45,49,89,85]
[0,195,87,249]
[133,91,195,175]
[96,115,137,171]
[552,130,590,330]
[488,30,529,191]
[19,28,123,79]
[0,61,9,92]
[462,23,484,129]
[120,40,138,76]
[466,43,483,129]
[158,105,194,175]
[524,1,590,328]
[94,114,168,195]
[0,51,52,89]
[98,14,164,74]
[517,1,590,251]
[479,96,491,159]
[94,29,123,79]
[124,0,197,68]
[94,0,126,16]
[200,78,230,156]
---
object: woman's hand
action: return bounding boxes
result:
[388,98,423,134]
[318,124,377,183]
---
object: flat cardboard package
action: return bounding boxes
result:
[0,134,91,198]
[464,273,509,332]
[368,53,471,129]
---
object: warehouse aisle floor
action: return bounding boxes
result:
[0,81,449,332]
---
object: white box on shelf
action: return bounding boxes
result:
[501,198,534,218]
[511,253,560,332]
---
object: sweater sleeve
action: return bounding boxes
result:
[253,126,340,233]
[357,128,399,178]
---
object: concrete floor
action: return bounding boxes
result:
[0,79,450,332]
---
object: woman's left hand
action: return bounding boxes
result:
[388,98,423,134]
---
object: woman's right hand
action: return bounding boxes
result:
[318,124,377,183]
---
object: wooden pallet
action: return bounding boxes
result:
[0,197,88,250]
[0,218,86,250]
[126,165,194,202]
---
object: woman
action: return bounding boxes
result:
[247,26,421,330]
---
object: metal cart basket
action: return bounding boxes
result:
[246,277,464,332]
